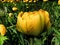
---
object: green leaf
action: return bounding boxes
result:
[0,35,8,45]
[0,9,5,16]
[34,38,42,45]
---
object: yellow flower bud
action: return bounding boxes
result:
[33,0,37,2]
[23,0,28,2]
[12,7,18,11]
[43,0,48,2]
[9,13,13,17]
[29,0,32,2]
[58,0,60,5]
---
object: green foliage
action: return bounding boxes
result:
[0,35,8,45]
[0,1,60,45]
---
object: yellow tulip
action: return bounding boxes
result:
[16,9,51,36]
[0,24,6,36]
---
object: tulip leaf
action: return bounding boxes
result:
[0,35,8,45]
